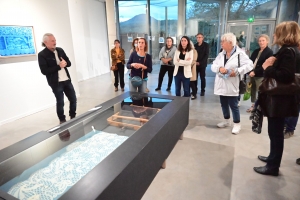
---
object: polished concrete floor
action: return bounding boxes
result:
[0,67,300,200]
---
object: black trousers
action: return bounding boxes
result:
[196,66,206,92]
[190,80,197,96]
[157,65,174,88]
[50,80,77,121]
[113,62,125,88]
[266,117,285,169]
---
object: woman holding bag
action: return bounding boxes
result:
[111,39,125,92]
[254,21,300,176]
[127,38,152,93]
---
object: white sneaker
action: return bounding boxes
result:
[232,123,241,134]
[217,119,231,128]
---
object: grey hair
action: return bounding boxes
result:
[42,33,54,47]
[258,34,270,43]
[221,33,236,46]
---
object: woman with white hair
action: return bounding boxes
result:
[211,33,253,134]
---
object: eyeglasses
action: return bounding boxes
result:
[196,36,203,38]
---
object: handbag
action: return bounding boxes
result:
[258,47,300,95]
[238,54,246,94]
[110,65,118,71]
[131,55,146,87]
[259,73,300,95]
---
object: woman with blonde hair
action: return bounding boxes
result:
[247,34,273,112]
[254,21,300,176]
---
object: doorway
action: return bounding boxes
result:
[227,20,275,55]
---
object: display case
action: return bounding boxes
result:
[0,92,189,200]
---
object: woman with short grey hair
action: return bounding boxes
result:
[211,32,253,134]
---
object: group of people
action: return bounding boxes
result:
[110,34,209,99]
[38,21,299,178]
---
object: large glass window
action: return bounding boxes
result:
[228,0,278,20]
[118,1,147,59]
[186,1,220,61]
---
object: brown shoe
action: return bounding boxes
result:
[115,87,118,92]
[121,88,124,92]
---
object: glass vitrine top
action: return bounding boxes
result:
[0,95,172,200]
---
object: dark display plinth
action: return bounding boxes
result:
[0,92,189,200]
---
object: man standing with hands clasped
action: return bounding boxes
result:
[194,33,209,96]
[38,33,77,124]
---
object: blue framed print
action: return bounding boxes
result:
[0,25,36,57]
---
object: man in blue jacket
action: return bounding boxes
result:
[38,33,77,124]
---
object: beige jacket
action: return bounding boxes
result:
[190,49,198,81]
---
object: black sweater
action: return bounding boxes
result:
[250,46,273,77]
[38,47,71,86]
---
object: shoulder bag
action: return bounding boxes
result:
[238,54,246,94]
[131,55,146,87]
[258,47,300,95]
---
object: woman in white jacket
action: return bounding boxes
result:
[211,33,253,134]
[173,36,193,97]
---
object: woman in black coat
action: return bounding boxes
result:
[253,21,300,176]
[247,35,273,112]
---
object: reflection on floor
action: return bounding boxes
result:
[0,70,299,200]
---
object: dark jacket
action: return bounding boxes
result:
[127,52,152,79]
[111,47,125,66]
[38,47,71,86]
[259,45,300,117]
[250,46,273,77]
[194,41,209,68]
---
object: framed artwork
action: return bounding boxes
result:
[0,25,36,57]
[159,37,164,43]
[128,36,133,42]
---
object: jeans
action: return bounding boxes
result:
[285,107,300,132]
[129,79,147,93]
[157,65,174,89]
[196,66,206,92]
[50,80,77,121]
[174,72,190,97]
[219,95,240,123]
[113,62,125,88]
[267,117,285,169]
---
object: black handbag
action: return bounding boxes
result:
[258,47,300,95]
[238,54,246,94]
[259,73,300,95]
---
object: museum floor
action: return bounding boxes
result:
[0,66,299,200]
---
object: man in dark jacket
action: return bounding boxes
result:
[194,33,209,96]
[38,33,77,124]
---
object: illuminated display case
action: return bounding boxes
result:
[0,92,189,200]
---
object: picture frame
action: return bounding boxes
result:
[159,37,164,43]
[0,25,37,58]
[128,36,133,43]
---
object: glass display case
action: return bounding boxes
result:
[0,92,189,200]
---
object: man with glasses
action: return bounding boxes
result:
[194,33,209,96]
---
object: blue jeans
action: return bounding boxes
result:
[50,80,77,121]
[174,72,190,97]
[285,107,300,132]
[219,95,240,123]
[129,79,147,93]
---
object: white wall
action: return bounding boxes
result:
[68,0,110,81]
[0,0,79,125]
